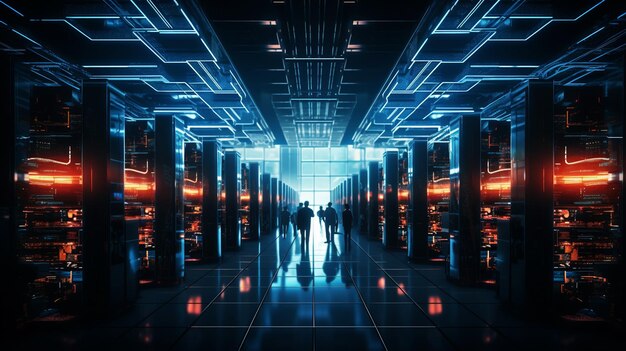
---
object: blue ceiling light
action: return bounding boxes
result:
[353,0,622,147]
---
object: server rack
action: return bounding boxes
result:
[15,84,84,319]
[427,142,450,261]
[271,177,278,231]
[125,121,156,279]
[480,121,511,284]
[240,163,251,240]
[382,151,400,248]
[184,142,202,262]
[552,85,622,319]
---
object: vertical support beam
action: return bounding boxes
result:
[154,115,184,284]
[82,81,127,314]
[352,174,359,228]
[271,177,278,231]
[249,162,260,240]
[408,141,429,261]
[224,151,241,250]
[278,180,284,210]
[0,55,17,329]
[383,151,399,249]
[359,169,368,234]
[261,173,272,234]
[202,141,221,261]
[344,177,352,209]
[506,81,555,307]
[368,161,380,240]
[447,115,481,283]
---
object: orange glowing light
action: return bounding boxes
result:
[239,276,251,293]
[186,296,202,315]
[555,173,609,185]
[428,296,443,315]
[125,181,153,191]
[184,187,201,197]
[28,173,82,186]
[377,277,386,289]
[378,194,384,201]
[481,181,511,191]
[241,194,250,201]
[397,283,405,296]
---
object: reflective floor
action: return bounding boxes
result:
[12,221,625,350]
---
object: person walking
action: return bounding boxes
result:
[297,201,314,250]
[280,206,291,238]
[317,206,325,231]
[324,202,338,244]
[342,203,353,251]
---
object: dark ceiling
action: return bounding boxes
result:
[201,0,427,146]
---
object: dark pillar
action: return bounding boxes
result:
[278,180,284,210]
[271,177,278,231]
[154,115,185,284]
[224,151,241,250]
[408,141,429,261]
[359,169,368,234]
[0,55,17,329]
[202,140,221,261]
[82,81,128,315]
[352,174,359,228]
[368,161,380,240]
[261,173,272,234]
[447,115,481,283]
[346,178,352,211]
[249,162,260,240]
[504,81,554,308]
[383,151,399,249]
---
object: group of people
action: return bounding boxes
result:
[280,201,353,251]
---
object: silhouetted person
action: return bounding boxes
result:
[324,202,338,244]
[317,206,325,230]
[280,206,290,238]
[291,202,303,238]
[297,201,314,249]
[342,203,353,251]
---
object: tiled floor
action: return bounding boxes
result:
[11,221,625,350]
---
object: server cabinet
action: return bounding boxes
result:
[368,161,380,240]
[352,174,359,228]
[359,169,368,234]
[248,162,260,240]
[383,151,399,249]
[261,173,272,234]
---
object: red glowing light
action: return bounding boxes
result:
[428,296,443,315]
[377,277,386,289]
[186,296,202,315]
[239,276,251,293]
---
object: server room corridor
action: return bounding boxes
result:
[11,218,622,350]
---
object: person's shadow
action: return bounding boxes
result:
[296,251,312,290]
[322,243,339,284]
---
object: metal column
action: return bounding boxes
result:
[249,162,260,240]
[503,81,554,308]
[368,161,379,240]
[359,169,368,234]
[271,177,278,231]
[447,115,481,284]
[224,151,241,250]
[261,173,272,234]
[154,114,185,284]
[408,141,429,261]
[82,81,129,315]
[202,140,221,261]
[352,174,359,229]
